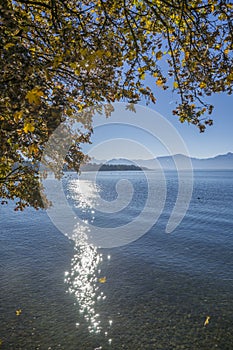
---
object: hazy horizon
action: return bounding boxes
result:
[90,151,233,162]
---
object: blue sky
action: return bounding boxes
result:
[151,82,233,158]
[83,79,233,160]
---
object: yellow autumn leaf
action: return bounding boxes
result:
[156,78,164,87]
[24,121,35,133]
[156,51,163,60]
[52,56,62,68]
[65,108,74,116]
[16,309,22,316]
[218,13,227,20]
[28,144,39,154]
[173,81,179,89]
[29,47,36,53]
[96,50,104,58]
[105,51,112,58]
[26,88,44,105]
[4,42,15,50]
[204,315,210,326]
[74,67,81,75]
[185,52,190,60]
[138,67,144,74]
[145,19,152,28]
[14,110,23,123]
[140,73,146,80]
[99,276,107,283]
[199,82,207,89]
[77,103,84,111]
[227,72,233,81]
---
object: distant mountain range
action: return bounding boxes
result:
[90,152,233,170]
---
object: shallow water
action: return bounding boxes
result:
[0,170,233,349]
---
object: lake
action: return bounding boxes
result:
[0,170,233,349]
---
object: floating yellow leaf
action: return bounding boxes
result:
[26,88,44,105]
[99,277,107,283]
[16,309,22,316]
[204,315,210,326]
[24,121,35,133]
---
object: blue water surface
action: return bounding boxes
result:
[0,170,233,349]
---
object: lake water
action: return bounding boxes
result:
[0,171,233,349]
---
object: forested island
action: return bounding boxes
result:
[80,163,145,171]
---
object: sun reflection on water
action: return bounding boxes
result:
[64,226,104,334]
[64,177,112,336]
[67,178,100,210]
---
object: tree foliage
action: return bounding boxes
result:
[1,0,233,209]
